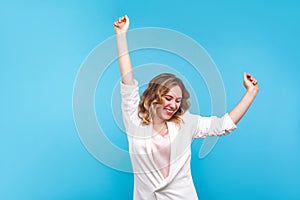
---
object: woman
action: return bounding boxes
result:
[114,15,259,200]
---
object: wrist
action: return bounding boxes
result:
[116,31,127,36]
[246,86,259,96]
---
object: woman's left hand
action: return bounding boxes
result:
[243,72,259,93]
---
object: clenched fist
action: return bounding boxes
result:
[113,15,130,35]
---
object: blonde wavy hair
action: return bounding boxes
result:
[138,73,190,125]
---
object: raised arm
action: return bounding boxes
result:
[229,72,259,124]
[113,15,135,85]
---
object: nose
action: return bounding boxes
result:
[169,100,177,109]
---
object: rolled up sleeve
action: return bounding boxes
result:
[192,113,237,138]
[120,80,141,130]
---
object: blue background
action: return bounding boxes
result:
[1,0,299,199]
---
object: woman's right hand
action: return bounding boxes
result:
[113,15,130,35]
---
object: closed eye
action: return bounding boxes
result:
[164,95,182,103]
[164,96,172,101]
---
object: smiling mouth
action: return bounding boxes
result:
[165,108,175,115]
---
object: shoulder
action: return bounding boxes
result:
[181,110,199,120]
[120,79,139,93]
[180,110,201,128]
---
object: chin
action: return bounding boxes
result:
[164,114,174,121]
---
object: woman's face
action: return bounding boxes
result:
[155,85,182,123]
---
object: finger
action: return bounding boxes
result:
[244,72,252,82]
[125,15,130,24]
[245,73,252,81]
[118,18,122,23]
[113,22,119,27]
[249,75,255,83]
[244,72,248,80]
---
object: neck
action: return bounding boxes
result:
[152,117,165,127]
[152,119,168,136]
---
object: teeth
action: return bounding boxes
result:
[166,109,173,113]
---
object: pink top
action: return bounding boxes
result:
[151,130,171,178]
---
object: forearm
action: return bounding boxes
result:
[229,88,258,124]
[116,33,134,85]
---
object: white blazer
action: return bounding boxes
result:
[121,81,237,200]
